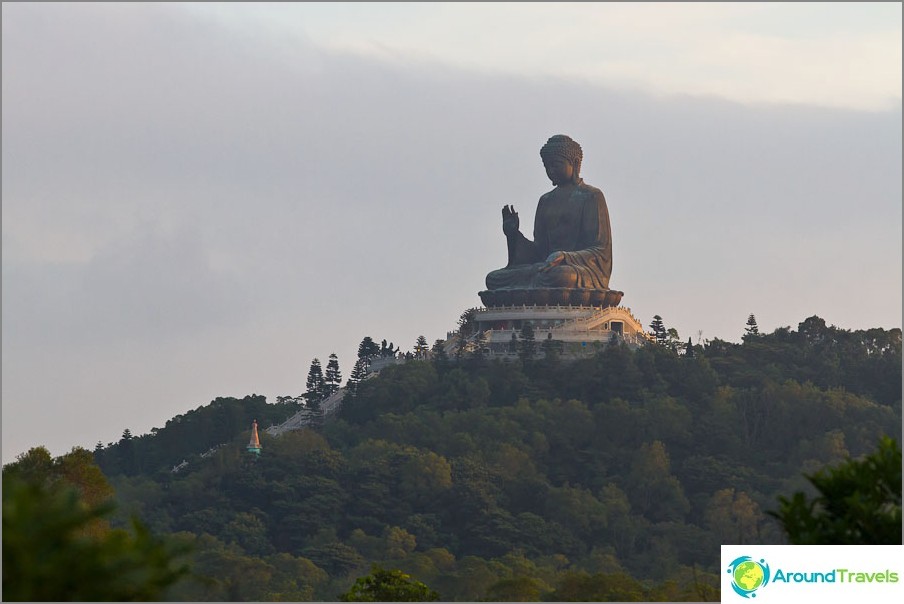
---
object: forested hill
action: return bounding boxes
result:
[91,315,900,601]
[93,393,299,477]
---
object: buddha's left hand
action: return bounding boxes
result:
[540,251,567,272]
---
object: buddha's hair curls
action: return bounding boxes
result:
[540,135,583,172]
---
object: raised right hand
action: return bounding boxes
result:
[502,204,519,237]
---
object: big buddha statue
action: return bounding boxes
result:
[479,134,624,308]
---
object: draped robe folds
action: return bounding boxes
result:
[485,180,612,291]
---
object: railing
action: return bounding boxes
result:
[264,360,394,437]
[481,331,649,355]
[477,304,643,327]
[478,303,636,315]
[265,387,346,436]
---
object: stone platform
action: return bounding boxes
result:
[478,288,623,308]
[449,302,650,358]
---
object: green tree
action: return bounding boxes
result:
[626,440,690,522]
[650,315,668,346]
[451,309,480,360]
[382,526,417,560]
[414,335,429,359]
[165,532,279,601]
[744,313,760,340]
[705,488,762,545]
[769,436,902,544]
[485,575,548,601]
[3,454,189,601]
[305,358,326,406]
[347,358,368,398]
[457,308,479,340]
[431,339,448,365]
[222,511,274,556]
[666,326,681,351]
[325,353,343,397]
[358,336,380,368]
[340,565,439,601]
[119,428,138,474]
[5,446,117,539]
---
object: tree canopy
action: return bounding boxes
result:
[2,448,189,601]
[340,565,440,601]
[770,435,901,544]
[57,315,901,600]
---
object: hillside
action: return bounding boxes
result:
[86,316,902,600]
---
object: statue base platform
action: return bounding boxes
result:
[443,301,650,358]
[478,288,623,308]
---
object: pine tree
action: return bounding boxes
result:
[667,327,681,352]
[358,337,380,369]
[457,308,478,339]
[744,314,760,340]
[414,335,429,359]
[346,358,368,398]
[304,358,325,406]
[453,309,480,360]
[431,339,448,365]
[324,353,342,397]
[119,429,136,475]
[650,315,668,346]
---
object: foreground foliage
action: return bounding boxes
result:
[770,435,902,544]
[2,448,189,601]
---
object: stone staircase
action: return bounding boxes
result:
[264,387,346,436]
[264,357,404,437]
[171,359,404,473]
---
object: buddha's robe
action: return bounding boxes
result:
[486,180,612,290]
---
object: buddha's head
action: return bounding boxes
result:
[540,134,582,185]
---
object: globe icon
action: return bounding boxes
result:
[733,560,765,592]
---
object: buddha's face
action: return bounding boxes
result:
[543,156,574,186]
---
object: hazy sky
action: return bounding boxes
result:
[2,2,901,461]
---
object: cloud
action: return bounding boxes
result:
[186,2,903,111]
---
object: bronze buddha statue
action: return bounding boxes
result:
[480,134,623,308]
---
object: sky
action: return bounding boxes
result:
[2,2,901,462]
